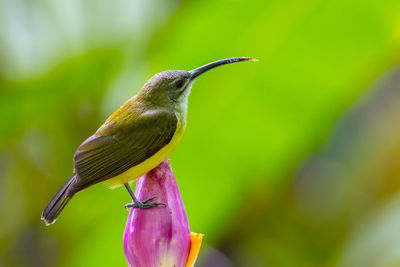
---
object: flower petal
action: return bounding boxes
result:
[186,232,204,267]
[123,159,191,267]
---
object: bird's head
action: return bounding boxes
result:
[138,57,257,109]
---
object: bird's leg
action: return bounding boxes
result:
[124,183,165,210]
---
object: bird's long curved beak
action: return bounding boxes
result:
[189,57,257,80]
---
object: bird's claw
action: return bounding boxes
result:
[125,197,166,210]
[142,197,155,203]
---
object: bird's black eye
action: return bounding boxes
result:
[175,80,184,89]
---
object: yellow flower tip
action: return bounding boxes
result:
[185,232,204,267]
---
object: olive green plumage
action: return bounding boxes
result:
[74,109,178,189]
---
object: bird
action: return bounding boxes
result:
[41,57,256,225]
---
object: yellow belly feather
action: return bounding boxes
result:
[105,123,185,188]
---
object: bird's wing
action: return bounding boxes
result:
[72,110,178,189]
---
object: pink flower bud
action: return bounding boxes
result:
[123,159,203,267]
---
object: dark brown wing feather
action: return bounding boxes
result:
[72,110,178,191]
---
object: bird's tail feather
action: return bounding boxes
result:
[41,175,75,226]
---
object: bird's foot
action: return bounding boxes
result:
[125,197,166,210]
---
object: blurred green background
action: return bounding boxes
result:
[2,0,400,266]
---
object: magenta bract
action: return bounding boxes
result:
[123,159,191,267]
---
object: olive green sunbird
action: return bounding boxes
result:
[41,57,256,225]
